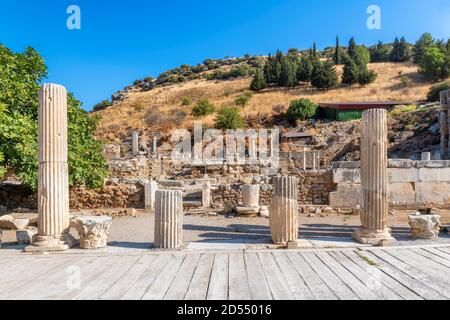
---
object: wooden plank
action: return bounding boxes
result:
[100,254,157,300]
[185,254,214,300]
[257,253,294,300]
[329,251,401,300]
[228,253,251,300]
[7,256,96,300]
[411,248,450,268]
[243,252,272,300]
[74,255,141,300]
[383,249,450,286]
[142,254,186,300]
[120,253,171,300]
[164,254,201,300]
[207,254,229,300]
[422,247,450,261]
[343,250,421,300]
[300,252,358,300]
[272,252,313,300]
[286,252,337,300]
[362,250,446,300]
[0,256,74,297]
[316,251,379,300]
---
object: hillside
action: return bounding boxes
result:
[95,61,440,143]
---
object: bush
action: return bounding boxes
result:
[181,97,192,106]
[192,99,215,117]
[93,100,113,112]
[427,82,450,102]
[419,47,446,80]
[400,75,412,88]
[235,93,252,108]
[358,67,377,86]
[250,69,267,91]
[214,107,245,129]
[286,98,318,121]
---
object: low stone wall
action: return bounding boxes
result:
[330,160,450,209]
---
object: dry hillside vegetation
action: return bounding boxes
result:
[95,62,436,143]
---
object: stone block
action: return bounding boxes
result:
[332,168,360,183]
[408,213,441,240]
[388,168,419,183]
[70,216,113,249]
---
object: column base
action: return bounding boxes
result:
[352,227,394,246]
[24,233,78,252]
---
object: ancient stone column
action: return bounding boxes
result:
[242,184,260,208]
[202,181,211,208]
[421,152,431,161]
[352,109,393,245]
[152,136,158,159]
[144,180,158,212]
[269,176,299,245]
[132,131,139,157]
[154,190,183,249]
[26,84,75,252]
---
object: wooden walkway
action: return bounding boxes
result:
[0,245,449,300]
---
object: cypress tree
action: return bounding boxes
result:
[342,58,359,85]
[279,57,297,87]
[334,36,341,65]
[297,57,314,83]
[413,33,435,64]
[348,37,357,60]
[311,60,338,90]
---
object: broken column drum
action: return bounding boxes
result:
[144,180,158,212]
[269,176,299,245]
[242,184,260,208]
[352,108,393,245]
[154,190,183,249]
[27,84,75,251]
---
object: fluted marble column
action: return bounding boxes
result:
[352,109,393,245]
[26,84,75,252]
[269,176,298,245]
[242,184,260,208]
[154,190,183,249]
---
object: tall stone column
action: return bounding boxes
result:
[132,131,139,157]
[26,84,75,252]
[352,109,393,245]
[269,176,298,245]
[154,190,183,249]
[202,181,211,208]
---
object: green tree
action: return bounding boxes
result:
[250,68,267,91]
[357,66,378,86]
[0,44,108,190]
[413,32,435,64]
[296,57,314,83]
[348,37,357,60]
[334,36,342,65]
[279,57,297,87]
[391,37,411,62]
[311,60,338,90]
[419,47,446,80]
[286,98,318,121]
[342,58,359,85]
[369,41,392,62]
[214,107,245,129]
[353,46,371,66]
[192,99,215,117]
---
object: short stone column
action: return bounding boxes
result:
[154,190,183,249]
[144,180,158,212]
[352,109,393,245]
[421,152,431,161]
[269,176,299,245]
[26,84,75,252]
[71,216,113,249]
[202,181,211,208]
[243,184,260,207]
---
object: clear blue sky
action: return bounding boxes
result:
[1,0,449,110]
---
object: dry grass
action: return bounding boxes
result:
[95,62,442,142]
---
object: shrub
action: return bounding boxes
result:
[357,67,377,86]
[286,98,318,121]
[272,104,286,115]
[235,93,252,108]
[419,47,446,80]
[250,69,267,91]
[93,100,113,112]
[192,99,215,117]
[214,107,245,129]
[427,82,450,102]
[400,75,412,88]
[181,96,192,106]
